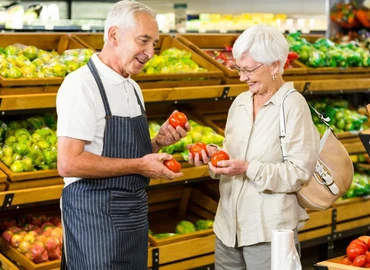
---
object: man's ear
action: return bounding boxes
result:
[107,26,119,46]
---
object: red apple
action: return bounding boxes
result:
[48,245,62,260]
[50,227,63,239]
[4,220,17,229]
[36,235,47,243]
[2,230,14,243]
[10,233,24,248]
[23,233,36,244]
[18,240,32,254]
[44,236,59,252]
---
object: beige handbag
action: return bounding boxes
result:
[280,90,354,211]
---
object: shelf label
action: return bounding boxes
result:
[45,24,54,30]
[81,24,91,31]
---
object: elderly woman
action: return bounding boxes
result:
[189,24,320,269]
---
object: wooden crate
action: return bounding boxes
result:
[298,208,333,242]
[0,161,59,182]
[147,186,216,246]
[176,33,308,84]
[298,36,370,79]
[317,255,360,269]
[5,177,63,191]
[0,169,7,183]
[0,243,60,270]
[72,33,224,89]
[0,33,86,87]
[333,197,370,233]
[0,253,19,270]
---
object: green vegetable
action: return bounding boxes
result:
[195,219,214,231]
[153,233,177,239]
[175,220,196,234]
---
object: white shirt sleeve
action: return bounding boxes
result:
[56,72,97,142]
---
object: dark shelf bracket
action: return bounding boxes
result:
[1,193,14,211]
[220,87,230,99]
[152,247,159,270]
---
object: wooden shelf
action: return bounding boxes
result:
[0,185,63,210]
[0,93,57,111]
[147,234,215,268]
[149,165,209,186]
[307,78,370,92]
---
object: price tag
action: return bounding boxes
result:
[81,24,91,31]
[45,24,54,30]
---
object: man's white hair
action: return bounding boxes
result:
[232,24,289,74]
[104,0,157,43]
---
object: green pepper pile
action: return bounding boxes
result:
[309,98,368,135]
[287,32,370,68]
[342,172,370,199]
[0,113,58,172]
[149,119,224,160]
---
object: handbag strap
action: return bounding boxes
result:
[279,89,297,162]
[280,90,338,162]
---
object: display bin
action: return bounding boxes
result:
[0,33,87,87]
[0,252,19,270]
[333,197,370,233]
[0,243,60,270]
[5,177,63,191]
[316,255,359,269]
[176,33,308,84]
[0,161,59,182]
[0,170,7,191]
[191,103,367,155]
[72,33,224,89]
[147,185,217,246]
[296,36,370,80]
[298,208,333,242]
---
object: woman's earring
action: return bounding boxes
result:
[272,74,276,81]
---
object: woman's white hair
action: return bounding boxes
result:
[104,0,157,43]
[232,24,289,74]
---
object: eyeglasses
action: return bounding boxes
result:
[234,63,264,76]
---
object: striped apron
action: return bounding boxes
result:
[61,59,152,270]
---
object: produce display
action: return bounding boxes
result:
[141,47,208,74]
[0,44,93,78]
[1,214,63,264]
[308,98,368,135]
[204,47,299,69]
[150,219,213,240]
[287,32,370,68]
[342,172,370,199]
[149,119,224,160]
[0,113,57,172]
[330,0,370,29]
[339,235,370,267]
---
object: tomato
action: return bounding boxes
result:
[211,150,230,167]
[340,256,351,265]
[168,111,188,129]
[189,142,208,161]
[351,239,368,251]
[163,158,182,173]
[347,240,367,262]
[358,236,370,247]
[366,251,370,263]
[352,255,367,267]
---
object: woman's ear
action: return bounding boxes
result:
[271,61,281,75]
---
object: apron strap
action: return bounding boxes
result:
[131,84,146,116]
[88,58,146,117]
[87,59,112,117]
